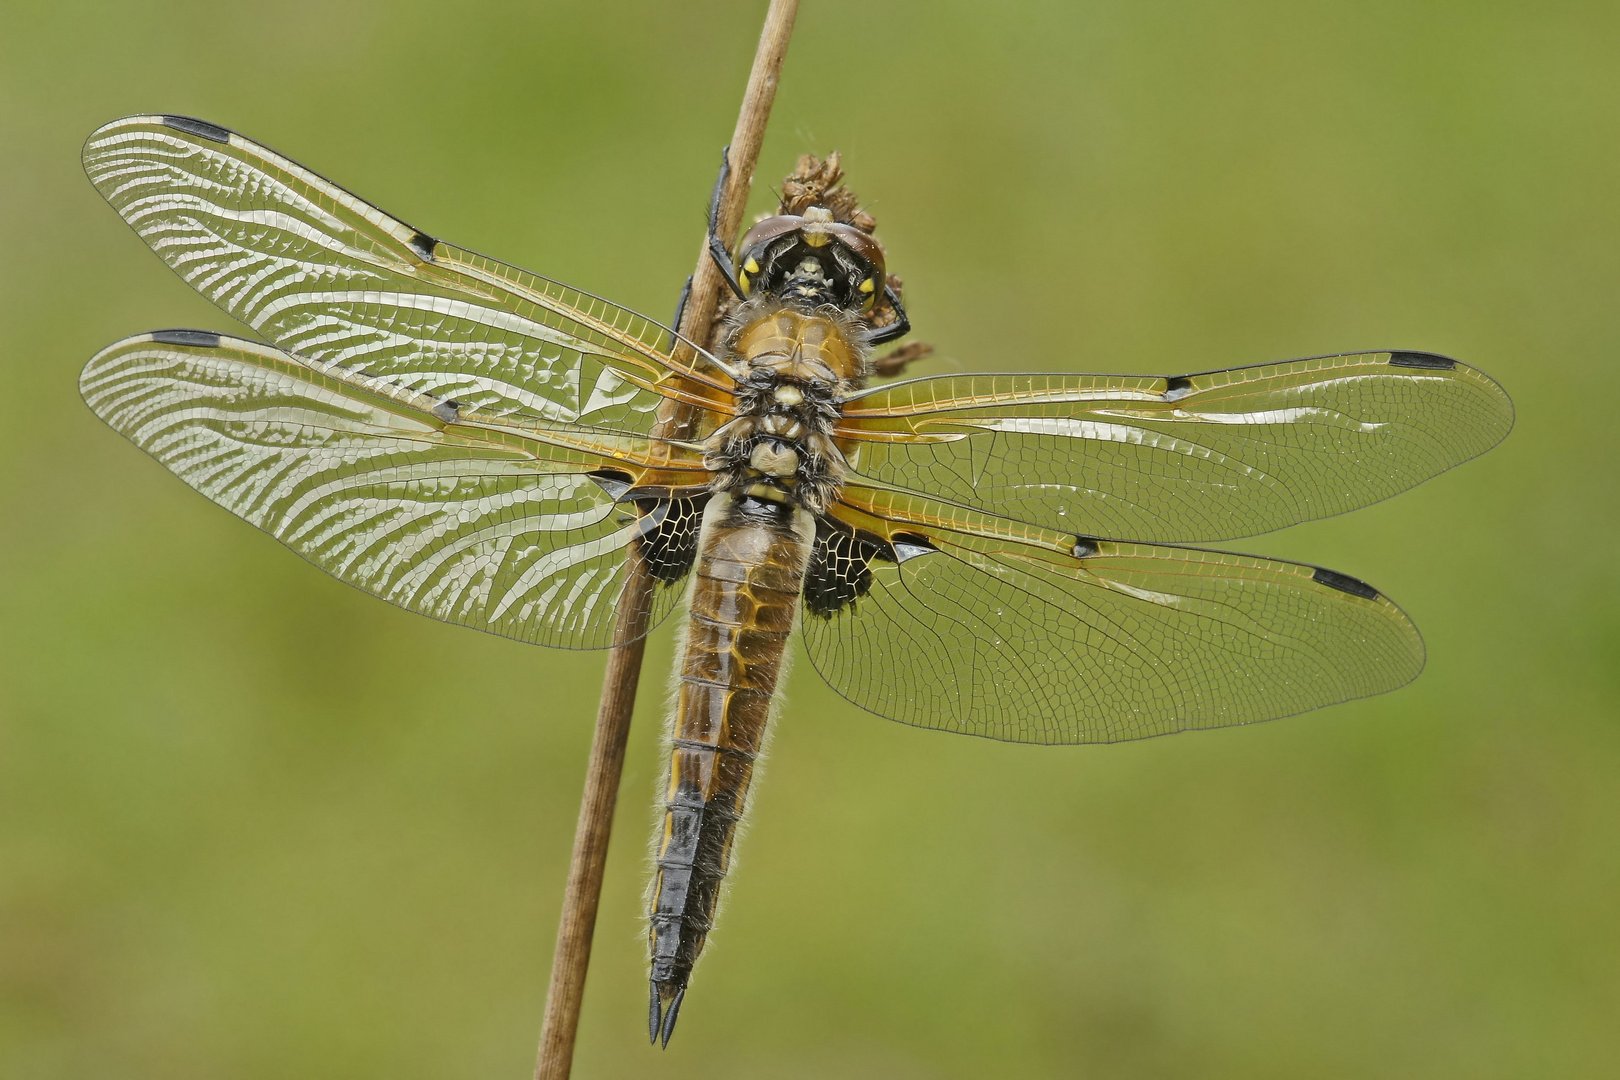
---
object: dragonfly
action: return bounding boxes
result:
[80,114,1513,1047]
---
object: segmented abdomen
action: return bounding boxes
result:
[648,492,812,1028]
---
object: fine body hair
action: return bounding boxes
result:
[641,599,793,959]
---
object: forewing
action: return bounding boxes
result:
[803,486,1424,743]
[839,352,1513,543]
[81,114,731,437]
[81,332,694,650]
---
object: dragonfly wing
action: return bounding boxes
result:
[82,114,728,437]
[802,485,1424,743]
[838,352,1513,543]
[81,331,698,650]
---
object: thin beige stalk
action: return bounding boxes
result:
[532,2,800,1076]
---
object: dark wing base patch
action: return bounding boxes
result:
[804,520,891,617]
[635,495,711,585]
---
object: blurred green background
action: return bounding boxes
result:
[2,0,1615,1076]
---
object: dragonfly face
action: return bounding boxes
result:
[734,208,887,312]
[79,114,1514,1047]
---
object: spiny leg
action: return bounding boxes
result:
[667,273,693,352]
[706,144,747,300]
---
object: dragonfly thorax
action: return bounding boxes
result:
[700,300,859,512]
[728,300,867,384]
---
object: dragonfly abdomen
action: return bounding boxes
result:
[648,490,813,1044]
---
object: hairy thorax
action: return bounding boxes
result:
[699,299,869,513]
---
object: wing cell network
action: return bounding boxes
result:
[81,333,692,649]
[839,352,1513,543]
[81,114,726,438]
[82,113,1489,727]
[806,487,1424,743]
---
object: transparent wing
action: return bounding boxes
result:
[81,114,735,438]
[81,331,701,650]
[837,351,1513,543]
[804,484,1424,743]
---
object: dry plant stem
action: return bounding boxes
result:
[533,2,799,1077]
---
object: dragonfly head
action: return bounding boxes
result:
[734,206,887,315]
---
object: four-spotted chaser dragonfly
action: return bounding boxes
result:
[80,114,1513,1046]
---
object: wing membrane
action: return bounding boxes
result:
[838,352,1513,543]
[81,332,698,650]
[806,485,1424,743]
[81,114,733,441]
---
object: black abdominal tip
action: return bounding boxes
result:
[660,986,686,1048]
[649,980,687,1047]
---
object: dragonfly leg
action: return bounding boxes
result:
[706,144,747,299]
[867,281,912,345]
[667,273,693,351]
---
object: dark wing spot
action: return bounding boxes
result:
[1072,536,1100,558]
[407,231,437,262]
[1163,375,1195,403]
[150,329,223,349]
[1312,566,1380,600]
[160,115,231,143]
[1388,351,1457,370]
[587,469,635,500]
[635,494,710,585]
[890,532,938,563]
[430,398,461,423]
[804,521,888,617]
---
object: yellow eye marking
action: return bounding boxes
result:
[743,257,760,274]
[858,277,875,294]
